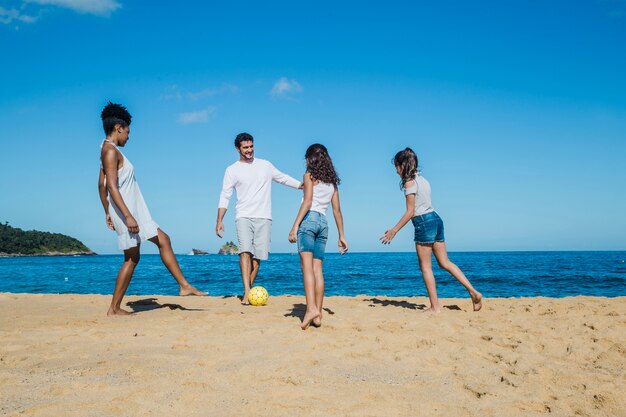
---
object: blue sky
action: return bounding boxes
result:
[1,0,625,254]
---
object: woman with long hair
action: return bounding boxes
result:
[380,147,482,315]
[289,144,348,329]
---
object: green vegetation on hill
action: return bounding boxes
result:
[0,222,94,256]
[218,241,238,255]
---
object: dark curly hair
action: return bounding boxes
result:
[101,101,132,135]
[234,132,254,148]
[393,147,418,189]
[305,144,340,187]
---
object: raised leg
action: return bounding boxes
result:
[299,252,320,329]
[149,229,207,296]
[108,245,140,316]
[416,243,441,314]
[433,241,482,311]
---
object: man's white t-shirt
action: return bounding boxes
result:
[218,158,301,220]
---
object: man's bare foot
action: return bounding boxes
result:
[471,292,483,312]
[422,307,441,316]
[241,291,250,305]
[107,307,132,316]
[179,285,208,296]
[301,310,320,330]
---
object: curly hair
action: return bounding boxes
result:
[305,144,340,187]
[101,101,132,135]
[234,132,253,148]
[393,147,418,189]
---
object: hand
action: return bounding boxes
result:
[125,215,139,234]
[105,214,115,231]
[288,228,298,243]
[380,229,396,244]
[338,237,349,255]
[216,221,224,238]
[298,182,304,190]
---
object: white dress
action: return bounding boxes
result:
[102,140,159,250]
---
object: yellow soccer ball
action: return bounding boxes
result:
[248,286,269,306]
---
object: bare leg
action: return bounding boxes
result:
[416,244,441,314]
[250,258,260,287]
[312,259,324,327]
[433,241,482,311]
[149,229,207,296]
[108,246,140,316]
[299,252,320,330]
[239,252,253,304]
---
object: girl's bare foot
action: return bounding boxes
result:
[179,285,208,296]
[107,307,132,316]
[312,312,322,327]
[422,307,441,316]
[471,292,483,312]
[301,310,320,330]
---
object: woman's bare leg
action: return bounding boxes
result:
[299,252,320,329]
[149,229,207,296]
[108,245,140,316]
[312,259,325,326]
[432,241,482,311]
[416,243,441,314]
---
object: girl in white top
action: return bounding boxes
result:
[98,102,206,316]
[289,144,348,330]
[380,147,482,315]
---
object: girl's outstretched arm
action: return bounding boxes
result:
[288,173,314,243]
[380,182,416,244]
[331,189,348,254]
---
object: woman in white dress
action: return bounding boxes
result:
[97,102,206,316]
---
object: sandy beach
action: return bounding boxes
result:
[1,293,624,417]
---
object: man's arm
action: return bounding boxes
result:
[270,163,302,189]
[216,170,234,238]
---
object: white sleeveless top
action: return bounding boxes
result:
[404,174,434,216]
[102,140,159,250]
[310,182,335,215]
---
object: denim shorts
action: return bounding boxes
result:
[297,211,329,260]
[412,211,445,245]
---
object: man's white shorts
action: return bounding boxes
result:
[235,218,272,260]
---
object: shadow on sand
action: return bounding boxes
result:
[284,303,335,320]
[126,298,206,313]
[364,298,427,310]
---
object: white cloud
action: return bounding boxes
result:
[0,7,38,24]
[24,0,121,16]
[177,107,217,125]
[161,84,240,101]
[270,77,303,99]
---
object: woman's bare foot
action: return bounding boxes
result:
[301,310,320,330]
[471,292,483,312]
[107,307,132,316]
[179,285,208,296]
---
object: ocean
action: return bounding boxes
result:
[1,251,625,298]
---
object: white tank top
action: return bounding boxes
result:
[310,182,335,215]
